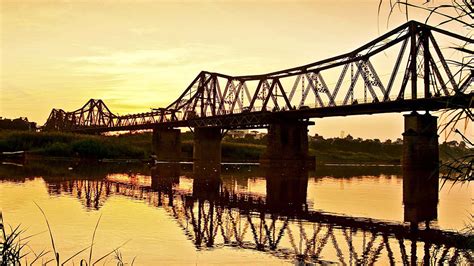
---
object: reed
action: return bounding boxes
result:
[0,208,135,265]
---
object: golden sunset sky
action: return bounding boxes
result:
[1,0,470,140]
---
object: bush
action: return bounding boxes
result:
[71,139,107,158]
[41,142,73,157]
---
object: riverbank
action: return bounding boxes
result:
[0,130,469,164]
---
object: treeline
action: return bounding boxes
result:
[0,117,36,131]
[223,133,470,163]
[308,134,470,163]
[0,130,470,163]
[310,135,402,163]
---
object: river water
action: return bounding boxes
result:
[0,160,472,265]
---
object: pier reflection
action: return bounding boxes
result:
[265,164,308,213]
[0,161,471,264]
[151,163,180,206]
[403,171,438,226]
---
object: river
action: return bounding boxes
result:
[0,160,472,264]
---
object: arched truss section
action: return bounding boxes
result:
[43,21,473,132]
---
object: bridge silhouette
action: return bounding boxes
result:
[43,21,472,133]
[37,22,473,263]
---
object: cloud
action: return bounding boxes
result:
[129,27,159,36]
[67,44,272,77]
[70,45,229,70]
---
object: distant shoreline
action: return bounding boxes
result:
[0,130,469,165]
[9,155,403,167]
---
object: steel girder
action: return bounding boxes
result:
[43,21,473,132]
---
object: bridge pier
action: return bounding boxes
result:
[192,127,222,199]
[152,127,181,162]
[193,127,222,170]
[261,121,315,168]
[402,112,439,224]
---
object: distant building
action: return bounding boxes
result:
[247,130,265,140]
[227,129,266,140]
[227,130,247,139]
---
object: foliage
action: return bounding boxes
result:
[0,130,471,164]
[378,0,473,181]
[1,212,31,264]
[0,131,146,159]
[222,142,266,161]
[379,0,472,29]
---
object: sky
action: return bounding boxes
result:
[1,0,471,141]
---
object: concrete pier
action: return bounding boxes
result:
[261,121,315,168]
[193,127,222,171]
[152,127,181,162]
[402,112,439,224]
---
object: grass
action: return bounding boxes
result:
[0,206,135,265]
[0,131,146,159]
[1,212,31,264]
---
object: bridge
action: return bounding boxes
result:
[42,20,472,167]
[44,21,472,134]
[41,21,473,246]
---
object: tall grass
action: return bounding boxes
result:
[0,131,146,159]
[1,212,30,264]
[0,207,135,265]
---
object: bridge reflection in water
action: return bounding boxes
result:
[32,162,472,265]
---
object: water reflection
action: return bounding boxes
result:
[265,164,309,213]
[403,169,438,226]
[0,161,472,264]
[151,164,180,206]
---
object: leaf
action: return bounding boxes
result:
[92,240,130,265]
[88,214,102,265]
[34,202,60,266]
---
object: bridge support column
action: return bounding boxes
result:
[261,121,315,168]
[193,127,222,173]
[402,112,438,224]
[152,127,181,162]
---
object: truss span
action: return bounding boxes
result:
[43,21,473,132]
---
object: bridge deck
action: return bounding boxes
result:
[72,93,472,132]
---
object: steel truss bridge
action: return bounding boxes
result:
[43,21,473,132]
[46,177,473,265]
